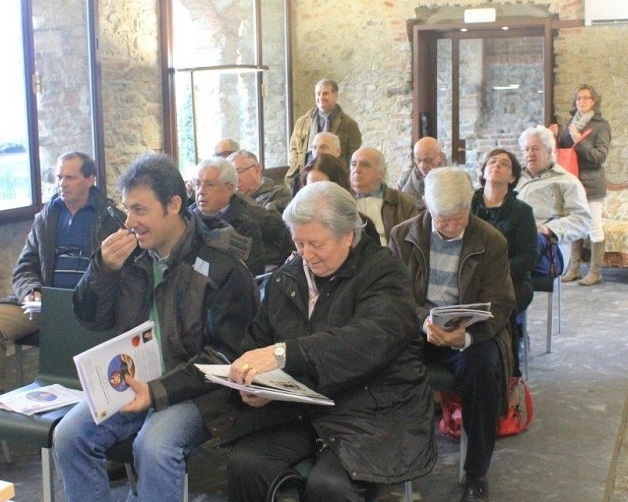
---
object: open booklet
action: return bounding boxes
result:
[73,320,162,424]
[195,364,334,407]
[0,384,84,416]
[430,302,493,331]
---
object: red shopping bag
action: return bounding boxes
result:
[556,128,592,177]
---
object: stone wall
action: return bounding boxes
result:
[98,0,163,196]
[290,0,628,184]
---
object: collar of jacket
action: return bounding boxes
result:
[404,211,486,257]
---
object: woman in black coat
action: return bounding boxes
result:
[225,181,435,501]
[471,148,538,377]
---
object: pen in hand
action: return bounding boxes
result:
[107,206,135,234]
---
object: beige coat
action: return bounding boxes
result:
[286,105,362,187]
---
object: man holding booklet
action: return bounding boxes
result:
[389,167,516,502]
[53,153,258,502]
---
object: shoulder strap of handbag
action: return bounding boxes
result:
[571,127,593,149]
[519,378,535,431]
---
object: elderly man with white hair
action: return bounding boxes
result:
[516,125,591,268]
[389,167,515,502]
[191,157,266,276]
[350,146,417,245]
[228,149,292,213]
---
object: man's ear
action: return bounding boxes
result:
[168,195,183,215]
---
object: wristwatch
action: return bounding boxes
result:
[274,342,286,369]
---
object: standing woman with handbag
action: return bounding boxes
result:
[550,84,611,285]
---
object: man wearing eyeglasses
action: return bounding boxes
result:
[229,150,291,213]
[399,136,446,202]
[192,157,266,276]
[229,151,293,271]
[214,138,241,158]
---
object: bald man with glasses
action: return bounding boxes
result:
[399,137,446,203]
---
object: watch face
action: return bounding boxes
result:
[275,346,285,357]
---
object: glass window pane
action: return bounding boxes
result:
[175,70,260,171]
[261,0,288,168]
[436,38,452,164]
[458,36,544,174]
[0,0,32,210]
[172,0,256,69]
[171,0,290,170]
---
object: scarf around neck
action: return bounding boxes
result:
[571,110,594,132]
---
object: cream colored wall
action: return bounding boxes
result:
[290,0,628,183]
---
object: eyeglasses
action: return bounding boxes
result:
[235,164,256,175]
[192,180,230,190]
[215,150,235,158]
[486,157,512,168]
[414,157,436,166]
[575,96,593,101]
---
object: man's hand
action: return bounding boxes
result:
[23,290,41,302]
[425,319,466,349]
[101,229,138,271]
[229,346,279,386]
[120,374,153,413]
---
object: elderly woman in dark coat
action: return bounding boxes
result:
[226,181,435,501]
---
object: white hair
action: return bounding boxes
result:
[424,166,473,216]
[195,157,237,186]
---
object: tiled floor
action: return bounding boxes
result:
[1,267,627,501]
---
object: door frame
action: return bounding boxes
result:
[411,17,554,164]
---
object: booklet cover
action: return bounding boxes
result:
[0,383,84,416]
[430,302,493,331]
[195,364,334,406]
[73,320,162,424]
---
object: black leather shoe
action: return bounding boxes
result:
[460,475,489,502]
